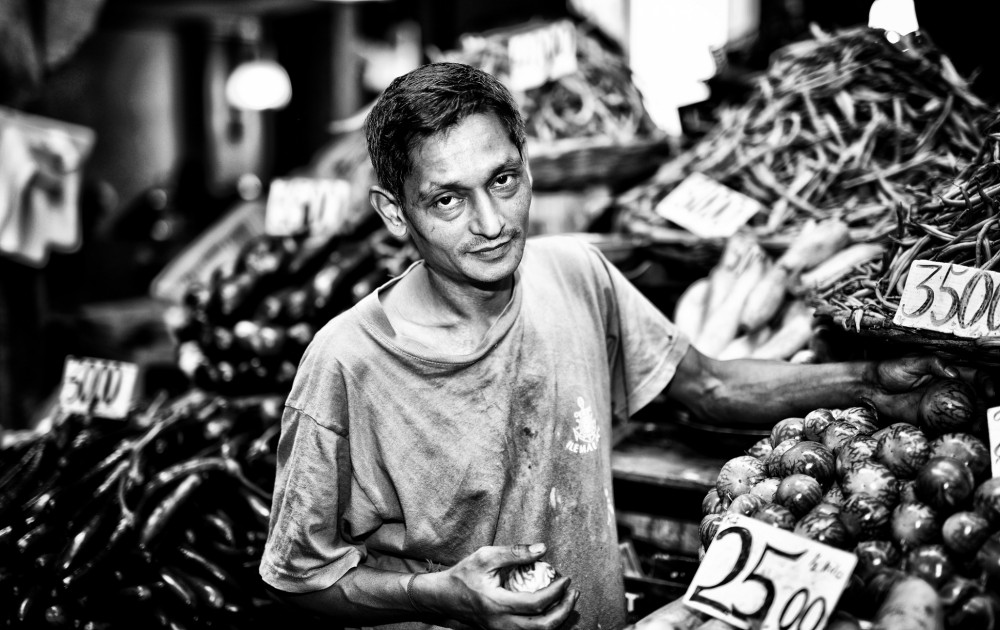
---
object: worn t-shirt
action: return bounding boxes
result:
[259,234,690,630]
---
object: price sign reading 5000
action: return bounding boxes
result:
[893,260,1000,338]
[683,515,856,630]
[59,356,138,419]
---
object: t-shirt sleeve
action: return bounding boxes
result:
[585,243,690,421]
[259,404,365,593]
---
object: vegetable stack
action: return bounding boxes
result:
[815,109,1000,346]
[701,383,1000,629]
[618,25,989,243]
[0,392,327,629]
[169,227,418,395]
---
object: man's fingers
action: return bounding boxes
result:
[512,587,579,630]
[929,355,960,380]
[476,543,548,570]
[492,576,572,615]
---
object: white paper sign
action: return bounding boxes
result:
[506,20,578,92]
[893,260,1000,338]
[988,406,1000,479]
[59,356,139,419]
[683,514,857,630]
[655,173,765,238]
[265,177,353,237]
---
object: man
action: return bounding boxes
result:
[260,62,989,630]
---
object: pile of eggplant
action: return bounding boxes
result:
[169,225,418,395]
[0,392,325,629]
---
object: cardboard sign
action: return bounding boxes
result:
[893,260,1000,338]
[265,177,353,237]
[683,514,856,630]
[59,356,139,419]
[655,173,765,239]
[506,20,578,91]
[988,406,1000,479]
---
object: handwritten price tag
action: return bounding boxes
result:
[59,356,139,419]
[893,260,1000,338]
[655,173,765,239]
[683,514,856,630]
[506,20,578,91]
[988,407,1000,479]
[265,177,353,237]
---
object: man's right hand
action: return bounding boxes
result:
[412,543,579,630]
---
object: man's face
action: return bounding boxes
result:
[399,112,531,288]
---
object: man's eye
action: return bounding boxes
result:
[494,174,514,187]
[435,195,459,209]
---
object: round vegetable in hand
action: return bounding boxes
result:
[504,561,557,593]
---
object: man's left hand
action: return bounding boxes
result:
[865,355,996,424]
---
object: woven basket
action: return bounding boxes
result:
[528,135,675,192]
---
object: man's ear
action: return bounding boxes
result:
[369,186,408,238]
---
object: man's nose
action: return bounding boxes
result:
[471,194,504,238]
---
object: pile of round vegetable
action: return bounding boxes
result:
[618,25,989,243]
[701,377,1000,628]
[0,392,326,630]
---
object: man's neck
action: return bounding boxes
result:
[380,264,513,353]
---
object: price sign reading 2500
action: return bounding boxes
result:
[893,260,1000,338]
[683,515,856,630]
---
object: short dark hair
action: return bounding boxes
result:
[364,62,526,207]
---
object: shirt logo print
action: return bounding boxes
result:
[565,396,600,454]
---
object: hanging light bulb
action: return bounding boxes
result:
[225,58,292,111]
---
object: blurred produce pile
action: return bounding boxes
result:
[673,219,882,362]
[0,392,328,629]
[619,25,990,243]
[435,20,660,145]
[168,228,418,396]
[815,109,1000,332]
[700,382,1000,629]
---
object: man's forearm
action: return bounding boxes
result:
[277,565,437,626]
[667,348,879,425]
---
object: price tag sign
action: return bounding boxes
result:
[506,20,578,92]
[265,177,353,237]
[59,356,139,419]
[655,173,765,239]
[683,514,857,630]
[988,406,1000,479]
[893,260,1000,338]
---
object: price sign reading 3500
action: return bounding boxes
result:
[683,514,856,630]
[59,356,139,419]
[893,260,1000,338]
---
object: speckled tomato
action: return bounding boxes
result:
[945,594,998,630]
[973,478,1000,525]
[793,511,853,549]
[974,532,1000,579]
[835,435,879,478]
[929,433,991,483]
[728,493,767,516]
[854,540,901,580]
[770,417,805,446]
[904,544,956,589]
[841,460,900,507]
[803,408,837,442]
[914,456,975,513]
[780,441,836,487]
[942,510,992,556]
[752,503,796,531]
[891,501,940,550]
[821,486,844,507]
[938,575,983,610]
[747,437,773,460]
[840,493,892,540]
[702,488,726,515]
[776,473,823,517]
[876,423,930,479]
[918,378,975,434]
[839,405,879,435]
[822,421,862,453]
[716,455,768,500]
[898,479,919,504]
[750,477,781,503]
[766,439,800,478]
[806,501,842,519]
[700,513,723,549]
